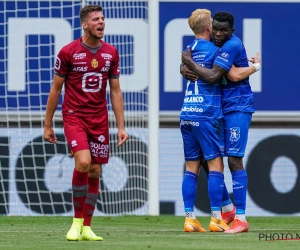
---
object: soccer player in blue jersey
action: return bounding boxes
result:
[181,11,260,233]
[181,8,231,233]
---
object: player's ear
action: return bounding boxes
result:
[82,22,87,29]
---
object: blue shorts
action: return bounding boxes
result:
[180,118,225,161]
[223,111,252,157]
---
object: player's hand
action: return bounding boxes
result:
[180,64,198,82]
[249,52,261,64]
[117,128,129,147]
[181,46,193,65]
[43,126,58,144]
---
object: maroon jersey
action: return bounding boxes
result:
[54,37,120,116]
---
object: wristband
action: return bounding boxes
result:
[253,63,261,72]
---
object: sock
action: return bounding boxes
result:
[221,184,234,212]
[185,211,196,219]
[72,169,88,218]
[208,171,224,220]
[235,214,246,222]
[232,169,248,220]
[182,171,198,216]
[83,177,99,226]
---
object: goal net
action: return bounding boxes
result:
[0,0,150,216]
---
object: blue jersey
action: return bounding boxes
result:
[180,38,223,120]
[214,35,255,114]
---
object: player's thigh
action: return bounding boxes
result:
[180,121,202,162]
[194,118,225,161]
[223,112,252,157]
[86,115,110,164]
[73,149,92,171]
[63,115,90,154]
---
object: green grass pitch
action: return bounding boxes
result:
[0,216,300,249]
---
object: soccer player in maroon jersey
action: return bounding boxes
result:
[43,4,129,241]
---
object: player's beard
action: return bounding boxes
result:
[88,29,103,40]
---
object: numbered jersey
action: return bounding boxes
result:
[54,37,120,116]
[180,38,223,120]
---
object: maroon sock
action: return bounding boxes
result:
[83,177,99,226]
[72,169,88,218]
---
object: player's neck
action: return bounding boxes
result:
[81,35,101,48]
[195,33,210,41]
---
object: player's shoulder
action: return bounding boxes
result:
[227,34,242,46]
[101,40,118,53]
[222,34,242,50]
[59,38,81,54]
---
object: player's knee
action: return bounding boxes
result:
[228,156,244,172]
[75,158,91,172]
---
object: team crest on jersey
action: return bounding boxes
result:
[91,59,98,68]
[229,127,240,142]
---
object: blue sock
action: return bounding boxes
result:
[221,183,232,207]
[232,170,248,214]
[208,171,224,211]
[182,171,198,212]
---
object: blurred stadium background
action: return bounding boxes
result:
[0,0,300,218]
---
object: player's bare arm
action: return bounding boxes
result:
[43,74,65,144]
[181,46,227,84]
[109,78,129,147]
[227,52,261,82]
[180,63,198,82]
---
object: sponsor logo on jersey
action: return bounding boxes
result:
[73,53,86,59]
[71,140,77,147]
[221,52,229,58]
[105,60,110,67]
[73,62,87,65]
[181,106,203,113]
[73,66,88,72]
[101,67,109,72]
[91,59,98,68]
[183,96,204,103]
[98,135,105,142]
[101,53,112,59]
[180,120,200,127]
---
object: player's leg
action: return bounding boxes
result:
[180,120,206,232]
[202,159,235,224]
[223,111,251,233]
[182,160,206,232]
[195,118,228,232]
[63,115,91,241]
[80,163,103,241]
[206,157,229,232]
[80,114,109,241]
[65,149,92,240]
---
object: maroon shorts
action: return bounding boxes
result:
[63,114,109,164]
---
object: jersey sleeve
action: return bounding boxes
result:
[109,48,120,78]
[54,46,70,77]
[213,40,240,72]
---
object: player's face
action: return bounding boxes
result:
[212,20,234,47]
[84,11,105,39]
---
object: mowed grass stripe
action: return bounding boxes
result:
[0,216,299,250]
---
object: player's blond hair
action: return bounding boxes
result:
[188,9,212,35]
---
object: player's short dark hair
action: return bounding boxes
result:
[79,4,103,22]
[213,12,234,28]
